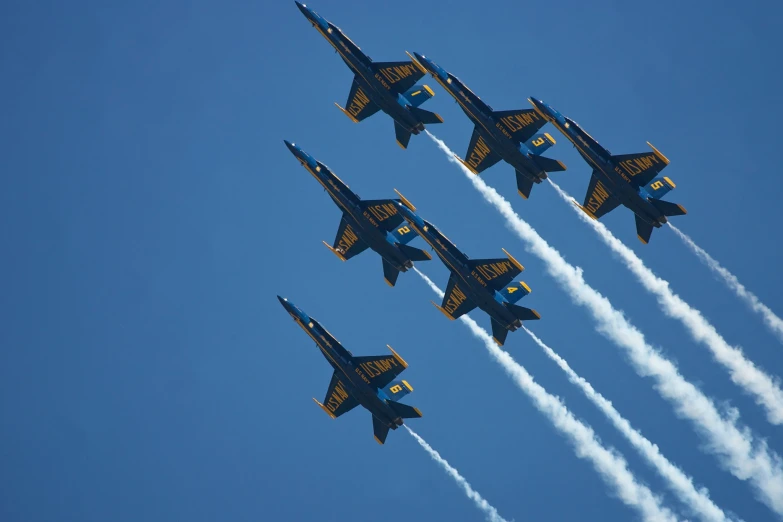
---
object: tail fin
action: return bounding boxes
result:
[515,170,535,199]
[645,176,676,200]
[635,214,654,245]
[372,415,391,445]
[382,259,401,287]
[387,400,423,419]
[491,318,509,346]
[648,198,687,217]
[408,106,444,125]
[397,243,432,262]
[401,84,435,108]
[506,302,541,322]
[394,122,412,149]
[531,154,566,173]
[525,132,556,156]
[499,281,531,304]
[383,379,413,401]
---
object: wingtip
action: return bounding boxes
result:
[517,190,530,200]
[502,248,525,272]
[387,344,409,368]
[396,140,407,150]
[374,435,384,445]
[637,234,649,245]
[384,277,395,287]
[646,141,670,165]
[334,102,359,123]
[455,154,479,174]
[322,240,347,261]
[492,337,504,346]
[431,301,455,320]
[393,189,416,211]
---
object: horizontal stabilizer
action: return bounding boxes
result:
[383,379,413,401]
[645,176,676,200]
[382,259,401,287]
[401,84,434,108]
[396,243,431,262]
[408,106,443,125]
[499,280,531,304]
[635,214,654,245]
[491,318,509,346]
[394,122,412,149]
[531,154,566,173]
[506,302,541,322]
[525,132,556,156]
[372,415,391,445]
[387,399,422,419]
[648,198,687,217]
[515,170,535,199]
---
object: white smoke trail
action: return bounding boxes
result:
[404,425,510,522]
[414,268,679,522]
[668,223,783,346]
[522,327,735,522]
[548,180,783,425]
[424,131,783,516]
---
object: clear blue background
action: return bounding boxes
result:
[2,1,781,521]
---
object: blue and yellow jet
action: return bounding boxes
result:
[277,296,422,444]
[529,98,687,244]
[393,192,540,345]
[295,2,443,149]
[407,52,566,199]
[285,141,432,286]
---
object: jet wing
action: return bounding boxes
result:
[372,61,424,94]
[611,151,668,188]
[467,256,522,292]
[354,347,409,390]
[339,78,381,122]
[492,109,547,144]
[320,371,360,418]
[461,127,502,174]
[329,216,369,260]
[436,273,477,320]
[358,199,405,231]
[581,172,621,220]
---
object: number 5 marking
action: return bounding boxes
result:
[650,181,664,190]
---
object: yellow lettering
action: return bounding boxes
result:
[650,180,664,190]
[389,384,402,394]
[531,137,545,147]
[507,286,518,293]
[397,225,410,235]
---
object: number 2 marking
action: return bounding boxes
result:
[397,226,410,235]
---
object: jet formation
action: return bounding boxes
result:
[281,2,689,444]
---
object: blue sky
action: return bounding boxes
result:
[1,0,782,520]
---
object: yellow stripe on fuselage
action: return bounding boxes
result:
[303,164,362,226]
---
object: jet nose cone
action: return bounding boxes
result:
[294,1,306,12]
[277,295,288,305]
[283,140,296,153]
[413,51,425,61]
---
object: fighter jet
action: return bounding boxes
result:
[277,296,422,444]
[285,141,431,286]
[529,98,687,244]
[407,52,565,199]
[393,191,540,345]
[294,2,443,148]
